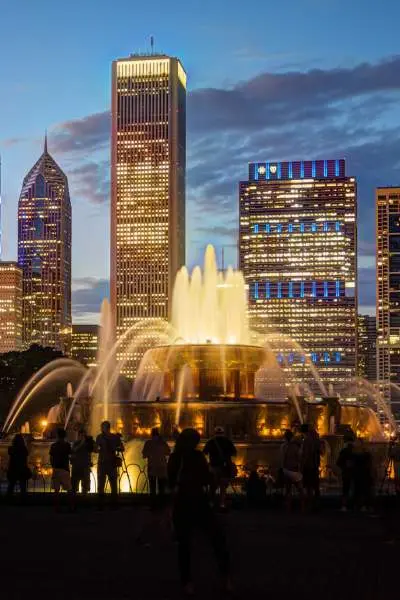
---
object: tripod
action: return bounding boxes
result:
[118,450,133,494]
[379,442,398,495]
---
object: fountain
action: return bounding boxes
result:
[0,245,393,491]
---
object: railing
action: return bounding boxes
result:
[0,460,395,496]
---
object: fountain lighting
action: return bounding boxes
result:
[171,245,250,346]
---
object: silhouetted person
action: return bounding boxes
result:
[142,427,170,507]
[168,428,231,596]
[96,420,124,506]
[204,426,237,509]
[50,428,74,510]
[301,424,322,509]
[7,433,30,500]
[246,467,267,508]
[71,429,94,494]
[337,438,355,511]
[280,429,304,511]
[353,438,374,511]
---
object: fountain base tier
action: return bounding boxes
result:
[140,344,266,401]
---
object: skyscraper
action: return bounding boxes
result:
[357,314,377,382]
[376,187,400,421]
[18,137,72,353]
[111,53,186,376]
[239,159,357,394]
[71,324,99,368]
[0,262,22,353]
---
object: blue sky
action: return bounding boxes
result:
[1,0,399,321]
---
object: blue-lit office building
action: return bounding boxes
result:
[239,159,357,394]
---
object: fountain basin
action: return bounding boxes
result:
[140,343,266,400]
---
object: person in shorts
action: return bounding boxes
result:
[50,428,74,510]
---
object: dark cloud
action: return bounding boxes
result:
[358,240,375,258]
[48,56,400,309]
[358,267,375,307]
[194,224,237,238]
[51,111,110,154]
[69,160,109,204]
[188,56,400,133]
[72,278,109,317]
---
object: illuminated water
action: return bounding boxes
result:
[1,244,394,442]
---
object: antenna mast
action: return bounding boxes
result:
[150,35,154,54]
[0,154,2,259]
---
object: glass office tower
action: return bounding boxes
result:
[111,54,186,377]
[239,159,357,395]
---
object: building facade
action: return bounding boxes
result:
[357,314,377,382]
[376,187,400,421]
[111,54,186,377]
[71,324,99,368]
[239,159,357,395]
[18,138,72,353]
[0,262,22,353]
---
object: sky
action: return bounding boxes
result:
[1,0,400,322]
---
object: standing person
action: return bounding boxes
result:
[142,427,170,507]
[337,438,355,511]
[300,424,322,509]
[96,420,124,507]
[168,428,231,596]
[280,429,304,511]
[353,438,374,511]
[203,426,237,510]
[7,434,31,500]
[50,428,74,510]
[71,429,94,494]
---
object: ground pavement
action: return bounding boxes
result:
[0,500,399,599]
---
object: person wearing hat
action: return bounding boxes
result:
[203,426,237,510]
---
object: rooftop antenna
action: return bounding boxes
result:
[0,154,2,258]
[150,35,154,54]
[221,247,225,271]
[44,129,48,153]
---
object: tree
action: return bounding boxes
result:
[0,345,74,427]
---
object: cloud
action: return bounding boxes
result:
[48,56,400,309]
[72,278,109,318]
[358,267,375,307]
[51,111,110,154]
[188,55,400,133]
[69,160,110,204]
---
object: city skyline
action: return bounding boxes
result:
[0,0,400,322]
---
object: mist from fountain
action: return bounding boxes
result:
[3,359,85,433]
[2,244,390,442]
[339,377,396,433]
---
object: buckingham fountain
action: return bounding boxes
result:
[0,245,394,489]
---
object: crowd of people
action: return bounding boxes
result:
[4,424,236,595]
[1,421,387,594]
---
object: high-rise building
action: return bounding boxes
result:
[71,324,99,367]
[18,137,72,354]
[239,159,357,395]
[0,262,22,353]
[376,186,400,421]
[111,53,186,376]
[357,314,377,382]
